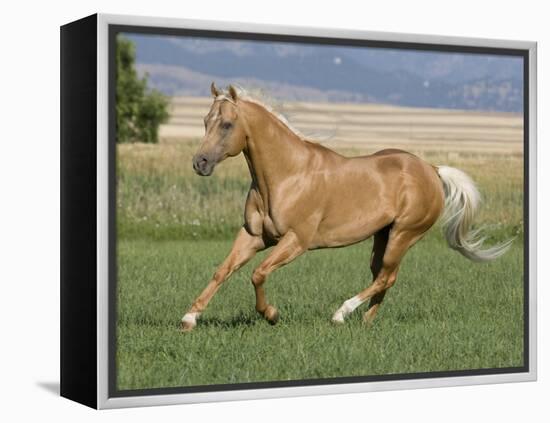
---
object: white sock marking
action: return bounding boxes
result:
[181,312,199,326]
[332,295,364,323]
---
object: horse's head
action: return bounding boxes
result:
[192,83,247,176]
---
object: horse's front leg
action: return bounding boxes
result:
[251,231,306,324]
[181,227,265,332]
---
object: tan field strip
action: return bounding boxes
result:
[160,96,523,155]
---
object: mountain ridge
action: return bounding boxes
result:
[127,34,523,112]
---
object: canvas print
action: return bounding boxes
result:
[114,30,525,393]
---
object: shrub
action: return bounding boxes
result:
[116,36,169,143]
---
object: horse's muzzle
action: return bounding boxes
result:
[192,153,215,176]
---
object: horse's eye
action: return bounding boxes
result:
[221,122,233,130]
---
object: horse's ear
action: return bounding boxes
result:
[210,82,220,98]
[228,85,238,102]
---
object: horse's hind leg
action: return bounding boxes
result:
[363,266,399,324]
[332,226,422,324]
[332,227,388,323]
[363,226,400,324]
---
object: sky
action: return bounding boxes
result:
[125,32,524,111]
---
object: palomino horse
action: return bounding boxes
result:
[181,83,511,332]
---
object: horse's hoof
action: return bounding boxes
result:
[362,311,377,326]
[180,313,197,332]
[362,318,375,328]
[331,311,345,324]
[180,320,196,332]
[264,305,279,325]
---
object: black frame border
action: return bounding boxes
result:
[107,23,530,399]
[60,14,98,409]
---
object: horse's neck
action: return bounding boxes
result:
[241,102,309,206]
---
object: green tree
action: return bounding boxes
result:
[116,36,169,143]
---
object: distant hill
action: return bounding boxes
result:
[126,34,524,112]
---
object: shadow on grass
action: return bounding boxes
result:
[197,312,260,329]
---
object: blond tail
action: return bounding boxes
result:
[437,166,512,262]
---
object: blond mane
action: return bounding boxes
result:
[215,86,306,141]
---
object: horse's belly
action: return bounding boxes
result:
[311,210,393,249]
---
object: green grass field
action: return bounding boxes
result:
[115,140,524,391]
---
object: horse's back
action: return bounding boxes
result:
[316,147,443,243]
[367,149,443,207]
[371,148,412,157]
[353,148,438,181]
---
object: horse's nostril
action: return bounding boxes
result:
[193,154,211,174]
